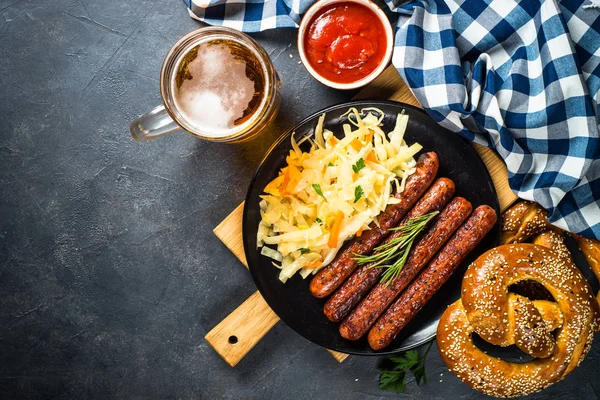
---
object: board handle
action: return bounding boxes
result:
[205,290,349,366]
[205,291,279,367]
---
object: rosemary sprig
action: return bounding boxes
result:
[353,211,438,285]
[379,341,433,393]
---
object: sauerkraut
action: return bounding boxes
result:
[257,108,421,282]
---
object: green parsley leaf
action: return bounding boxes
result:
[354,185,364,203]
[327,162,334,167]
[352,158,366,173]
[379,370,407,393]
[389,351,419,370]
[378,341,433,394]
[312,184,324,197]
[298,248,309,254]
[316,218,323,225]
[412,360,427,386]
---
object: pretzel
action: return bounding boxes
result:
[437,244,600,398]
[532,229,571,262]
[502,200,600,302]
[501,201,549,244]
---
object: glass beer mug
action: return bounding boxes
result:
[130,27,281,143]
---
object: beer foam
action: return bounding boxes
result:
[175,42,257,137]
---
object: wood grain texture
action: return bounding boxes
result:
[327,350,350,362]
[214,202,248,268]
[208,64,515,367]
[205,290,279,367]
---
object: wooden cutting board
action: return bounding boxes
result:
[205,65,518,367]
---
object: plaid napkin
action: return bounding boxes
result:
[185,0,600,240]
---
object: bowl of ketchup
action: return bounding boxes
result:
[298,0,394,90]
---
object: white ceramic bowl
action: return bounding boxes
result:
[297,0,394,90]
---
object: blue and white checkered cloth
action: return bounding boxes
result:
[185,0,600,240]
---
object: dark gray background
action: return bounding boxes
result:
[1,0,598,399]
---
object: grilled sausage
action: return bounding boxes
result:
[368,205,497,350]
[324,178,456,322]
[309,152,439,298]
[338,197,472,338]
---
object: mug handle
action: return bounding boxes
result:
[130,105,180,141]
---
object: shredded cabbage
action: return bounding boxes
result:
[261,246,283,262]
[257,108,420,283]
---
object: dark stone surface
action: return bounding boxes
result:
[0,0,598,399]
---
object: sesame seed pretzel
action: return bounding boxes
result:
[437,244,600,398]
[502,200,600,303]
[501,201,550,244]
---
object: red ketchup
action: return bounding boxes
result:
[304,2,388,84]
